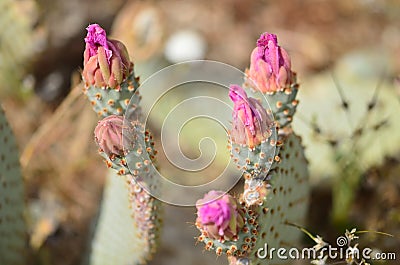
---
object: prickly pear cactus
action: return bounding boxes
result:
[196,132,309,265]
[89,171,161,265]
[195,32,309,265]
[0,105,27,265]
[81,24,161,265]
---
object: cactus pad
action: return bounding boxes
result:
[249,132,309,265]
[197,132,308,264]
[0,106,27,265]
[83,70,140,117]
[89,171,161,265]
[229,133,278,178]
[244,76,299,129]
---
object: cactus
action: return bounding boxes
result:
[244,32,299,129]
[82,24,140,117]
[292,51,400,225]
[195,33,310,265]
[228,84,277,178]
[81,24,161,265]
[89,170,160,265]
[81,25,309,265]
[249,132,309,265]
[0,104,27,265]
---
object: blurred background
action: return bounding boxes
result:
[0,0,399,264]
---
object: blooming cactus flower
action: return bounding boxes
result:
[229,85,272,149]
[82,24,131,89]
[196,190,244,241]
[246,33,293,93]
[94,115,126,158]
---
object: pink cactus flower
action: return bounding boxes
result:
[246,33,293,93]
[82,24,131,89]
[196,190,244,241]
[94,115,125,158]
[229,85,272,149]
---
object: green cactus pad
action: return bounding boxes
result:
[0,106,27,265]
[128,177,162,260]
[244,77,299,129]
[89,171,161,265]
[196,203,260,258]
[123,120,162,199]
[229,134,278,178]
[83,70,140,117]
[266,85,299,129]
[249,132,309,265]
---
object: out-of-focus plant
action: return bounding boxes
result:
[0,104,28,265]
[0,0,38,98]
[293,54,400,227]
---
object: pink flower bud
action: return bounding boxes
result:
[94,115,125,158]
[229,85,272,149]
[82,24,132,89]
[246,33,293,93]
[196,191,244,241]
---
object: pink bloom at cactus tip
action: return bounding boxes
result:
[229,85,272,149]
[85,24,112,62]
[246,32,294,93]
[196,190,244,241]
[82,24,131,89]
[94,115,125,158]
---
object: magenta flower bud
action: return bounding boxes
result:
[94,115,125,158]
[82,24,131,89]
[246,33,293,93]
[229,85,272,149]
[196,190,244,241]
